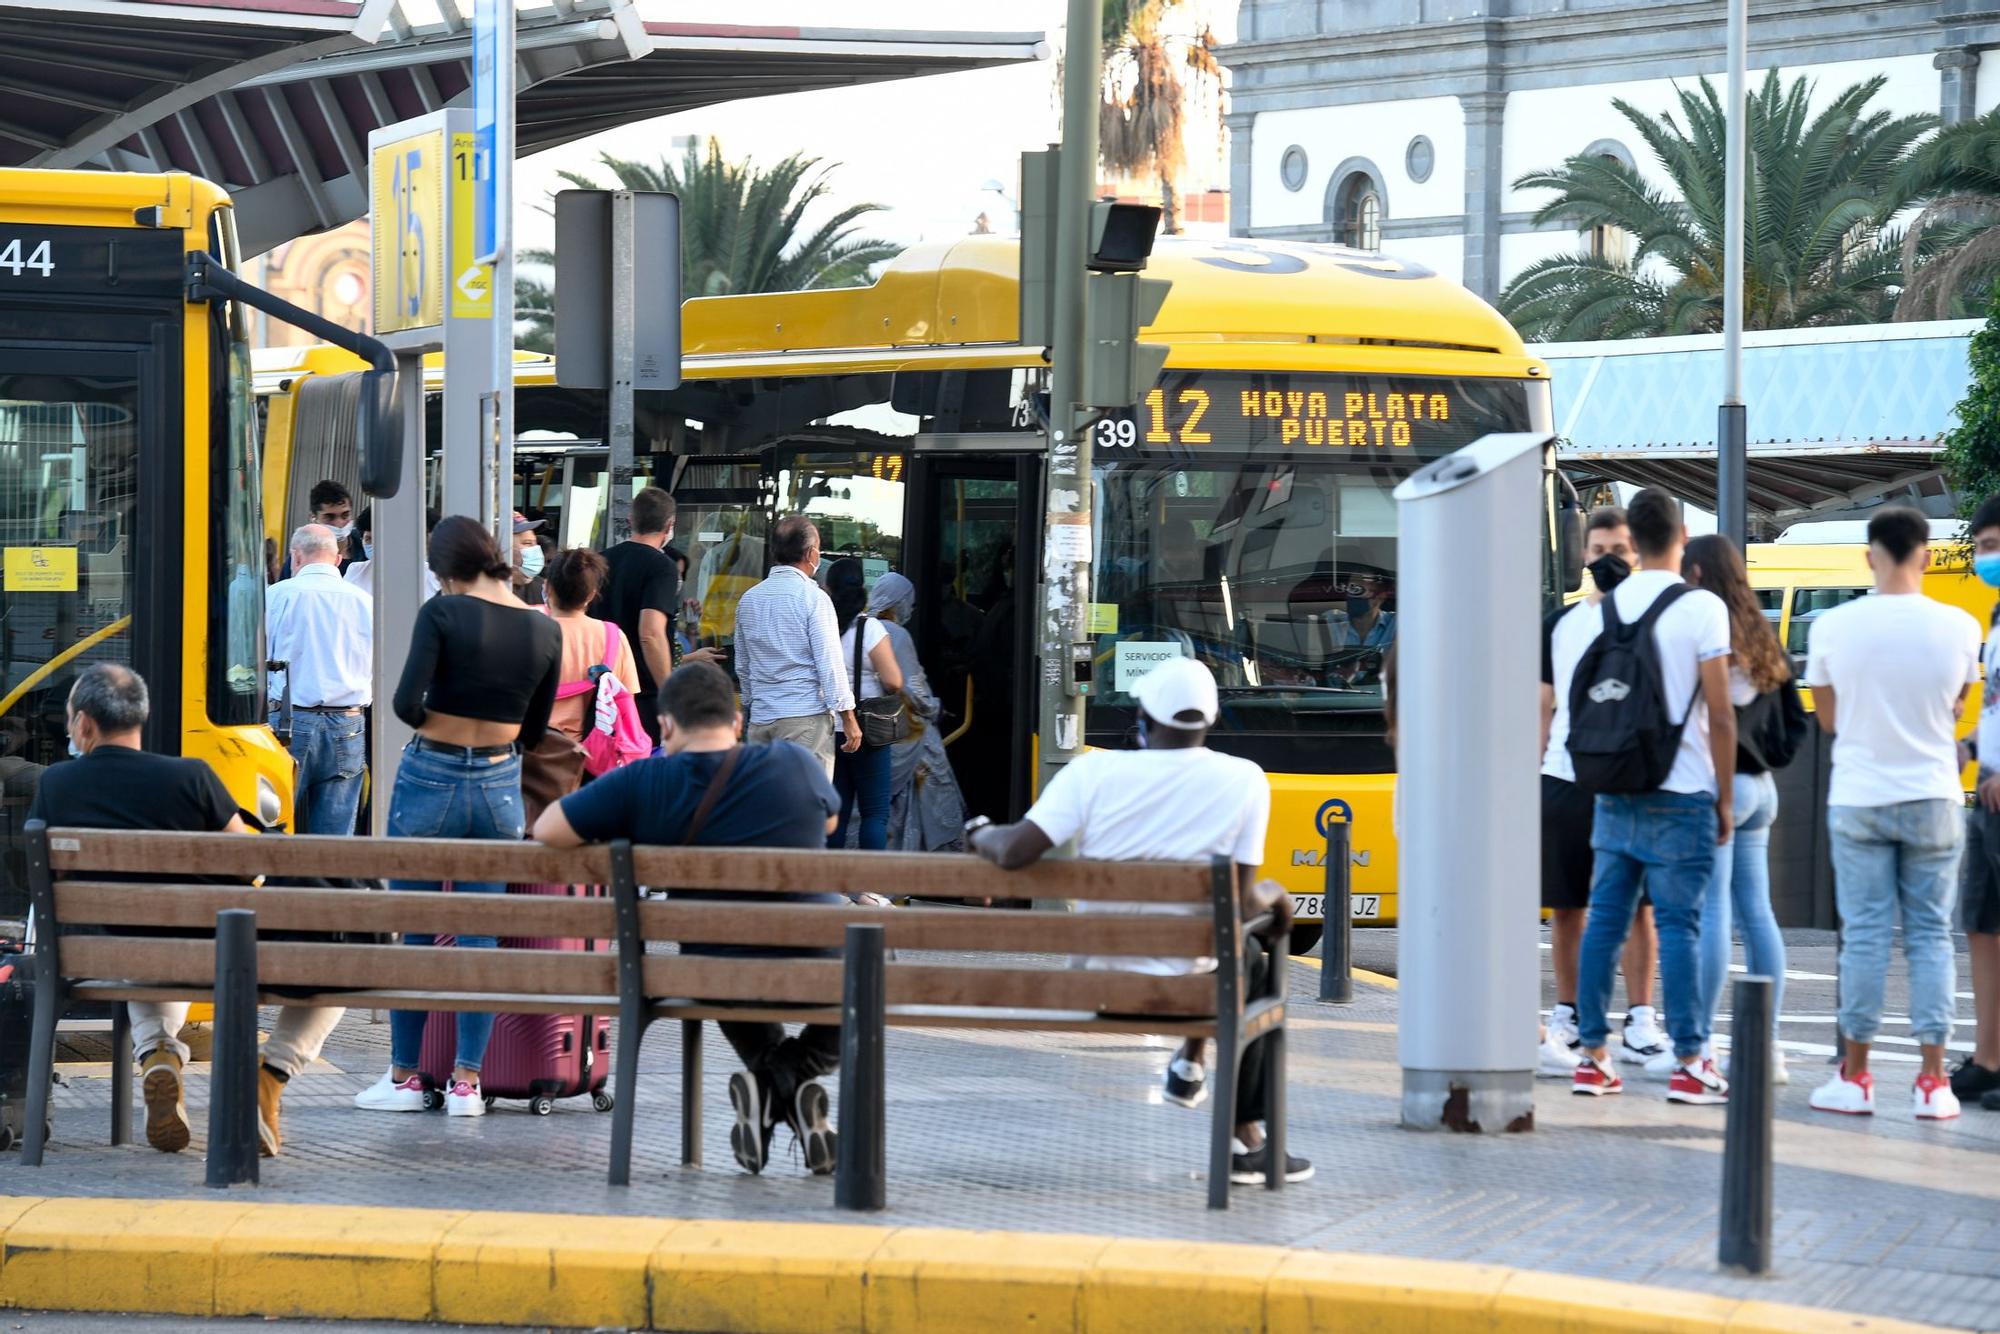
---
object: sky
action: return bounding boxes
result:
[512,0,1234,255]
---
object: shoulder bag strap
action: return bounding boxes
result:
[853,616,866,698]
[681,745,742,846]
[600,618,623,673]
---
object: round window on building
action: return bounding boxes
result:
[1280,145,1308,192]
[1405,136,1434,184]
[1333,174,1382,251]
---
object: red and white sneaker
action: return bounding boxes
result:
[444,1079,486,1117]
[1572,1053,1623,1097]
[1913,1073,1961,1121]
[1808,1064,1875,1116]
[1667,1057,1729,1105]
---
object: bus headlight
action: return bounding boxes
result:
[256,774,284,831]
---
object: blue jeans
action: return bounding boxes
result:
[1579,791,1717,1059]
[385,743,525,1075]
[831,739,892,851]
[1698,771,1785,1038]
[1827,800,1961,1047]
[273,709,366,836]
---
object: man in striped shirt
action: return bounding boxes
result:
[732,515,858,778]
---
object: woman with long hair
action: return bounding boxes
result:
[1683,534,1793,1082]
[825,558,904,850]
[354,516,563,1117]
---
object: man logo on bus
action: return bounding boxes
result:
[1297,799,1369,867]
[1314,799,1352,838]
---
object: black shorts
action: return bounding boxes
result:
[1541,773,1595,911]
[1962,800,2000,935]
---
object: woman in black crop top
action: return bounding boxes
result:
[354,517,563,1119]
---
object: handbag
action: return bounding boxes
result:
[1735,677,1809,775]
[853,615,912,748]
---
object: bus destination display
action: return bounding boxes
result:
[1091,370,1532,457]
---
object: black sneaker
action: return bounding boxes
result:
[1981,1087,2000,1112]
[1228,1143,1314,1185]
[727,1071,774,1176]
[1163,1058,1208,1109]
[1948,1057,2000,1100]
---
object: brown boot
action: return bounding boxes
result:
[139,1048,190,1153]
[257,1065,285,1158]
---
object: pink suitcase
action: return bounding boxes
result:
[417,881,615,1116]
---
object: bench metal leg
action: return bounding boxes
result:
[607,841,644,1188]
[609,1012,643,1187]
[1262,1024,1286,1194]
[109,1003,131,1147]
[835,923,886,1212]
[680,1019,702,1168]
[1207,1035,1237,1211]
[21,975,59,1166]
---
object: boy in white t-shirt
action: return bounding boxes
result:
[970,656,1308,1187]
[1568,488,1737,1108]
[1805,505,1981,1120]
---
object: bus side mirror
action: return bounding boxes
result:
[356,369,403,498]
[1557,484,1585,594]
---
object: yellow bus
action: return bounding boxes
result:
[0,168,397,921]
[265,235,1568,945]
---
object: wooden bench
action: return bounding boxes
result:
[21,821,1288,1208]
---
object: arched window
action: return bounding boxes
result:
[1333,174,1382,251]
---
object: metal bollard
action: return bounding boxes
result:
[1318,820,1352,1004]
[1718,974,1774,1274]
[835,923,886,1212]
[206,908,259,1188]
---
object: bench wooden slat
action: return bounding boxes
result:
[642,956,1216,1017]
[60,937,615,995]
[71,984,619,1016]
[636,901,1212,956]
[42,830,1211,904]
[55,882,615,938]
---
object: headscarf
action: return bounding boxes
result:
[867,571,916,623]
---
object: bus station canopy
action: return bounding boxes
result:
[1543,320,1977,528]
[6,0,1048,254]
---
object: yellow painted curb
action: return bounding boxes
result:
[0,1197,1951,1333]
[1290,954,1399,989]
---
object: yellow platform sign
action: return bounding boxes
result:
[4,546,77,592]
[449,130,492,319]
[371,127,446,333]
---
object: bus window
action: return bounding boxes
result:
[1787,586,1868,659]
[672,460,770,651]
[778,450,904,587]
[211,305,266,725]
[1754,587,1783,629]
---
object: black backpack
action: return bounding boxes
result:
[1735,677,1809,775]
[1566,584,1699,794]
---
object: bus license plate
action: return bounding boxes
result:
[1290,895,1381,920]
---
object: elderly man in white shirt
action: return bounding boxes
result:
[731,515,859,778]
[266,523,373,834]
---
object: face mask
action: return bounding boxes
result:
[328,524,353,541]
[362,542,375,562]
[1587,552,1631,594]
[1976,552,2000,589]
[518,545,545,578]
[1345,595,1373,620]
[67,732,84,759]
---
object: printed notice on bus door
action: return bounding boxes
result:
[1115,640,1189,691]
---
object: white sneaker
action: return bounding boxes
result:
[1721,1049,1790,1085]
[354,1070,427,1112]
[1643,1048,1681,1079]
[444,1078,486,1117]
[1537,1034,1581,1078]
[1913,1074,1961,1121]
[1809,1065,1875,1116]
[1548,1003,1580,1050]
[1618,1006,1668,1063]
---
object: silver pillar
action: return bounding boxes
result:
[1392,433,1546,1132]
[1719,0,1748,548]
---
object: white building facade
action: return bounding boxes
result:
[1219,0,2000,301]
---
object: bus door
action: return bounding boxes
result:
[668,458,769,661]
[903,450,1038,822]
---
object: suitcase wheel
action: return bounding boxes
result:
[592,1090,614,1113]
[484,1094,496,1110]
[0,1125,13,1153]
[530,1096,555,1117]
[421,1088,445,1112]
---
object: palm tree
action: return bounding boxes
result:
[1099,0,1224,235]
[1887,109,2000,321]
[1499,72,1934,341]
[515,138,900,353]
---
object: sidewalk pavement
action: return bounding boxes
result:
[3,928,1995,1332]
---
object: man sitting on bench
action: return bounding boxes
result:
[535,660,842,1177]
[25,664,343,1158]
[968,656,1310,1186]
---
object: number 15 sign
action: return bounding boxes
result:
[369,125,446,335]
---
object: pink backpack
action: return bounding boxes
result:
[555,620,651,776]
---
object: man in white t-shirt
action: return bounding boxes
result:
[1569,488,1737,1108]
[1804,505,1980,1121]
[969,656,1308,1186]
[1952,495,2000,1111]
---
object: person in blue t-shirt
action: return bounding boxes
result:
[534,660,841,1177]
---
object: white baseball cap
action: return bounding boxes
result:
[1132,655,1219,729]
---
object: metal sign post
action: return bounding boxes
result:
[1391,433,1549,1133]
[1717,0,1749,547]
[472,0,515,546]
